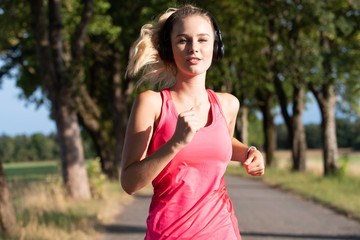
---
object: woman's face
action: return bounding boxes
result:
[170,15,214,78]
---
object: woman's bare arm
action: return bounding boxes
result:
[121,91,201,194]
[216,92,265,176]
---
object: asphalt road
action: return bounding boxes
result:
[101,175,360,240]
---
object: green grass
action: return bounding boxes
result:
[4,161,60,181]
[226,163,360,221]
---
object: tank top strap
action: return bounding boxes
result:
[206,89,227,120]
[161,88,171,101]
[153,89,171,137]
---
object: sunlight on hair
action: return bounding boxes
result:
[126,9,177,88]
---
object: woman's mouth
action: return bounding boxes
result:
[187,57,201,64]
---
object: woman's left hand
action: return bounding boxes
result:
[243,149,265,176]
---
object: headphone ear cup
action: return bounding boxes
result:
[213,40,219,60]
[212,25,224,61]
[218,40,224,60]
[213,39,224,61]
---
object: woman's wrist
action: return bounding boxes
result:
[245,146,257,159]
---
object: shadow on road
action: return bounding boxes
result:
[101,224,147,234]
[242,232,360,239]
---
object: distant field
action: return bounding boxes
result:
[4,161,60,182]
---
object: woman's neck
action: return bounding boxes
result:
[171,72,208,105]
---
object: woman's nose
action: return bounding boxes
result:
[189,40,199,53]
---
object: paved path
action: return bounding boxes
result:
[101,175,360,240]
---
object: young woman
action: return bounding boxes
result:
[121,5,265,239]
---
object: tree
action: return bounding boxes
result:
[254,0,313,171]
[0,136,15,163]
[271,0,309,171]
[308,1,360,175]
[0,155,19,237]
[75,0,178,178]
[29,0,92,199]
[0,0,178,180]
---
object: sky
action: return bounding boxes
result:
[0,79,56,136]
[0,78,322,137]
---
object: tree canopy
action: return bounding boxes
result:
[1,0,359,177]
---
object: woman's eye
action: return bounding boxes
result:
[199,39,208,42]
[178,39,187,44]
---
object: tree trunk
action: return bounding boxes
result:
[30,0,93,199]
[236,105,249,145]
[321,97,339,176]
[291,87,307,171]
[0,155,19,237]
[268,6,307,172]
[275,77,307,171]
[310,84,339,176]
[257,92,276,167]
[55,90,91,199]
[309,32,339,176]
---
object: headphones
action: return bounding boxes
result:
[159,12,224,61]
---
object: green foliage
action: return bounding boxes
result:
[336,118,353,148]
[247,113,264,147]
[304,123,322,149]
[0,131,97,163]
[0,133,60,163]
[86,158,107,199]
[1,0,360,173]
[352,118,360,150]
[80,130,97,159]
[308,0,360,110]
[333,154,349,179]
[276,124,290,149]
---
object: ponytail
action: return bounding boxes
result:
[126,9,177,88]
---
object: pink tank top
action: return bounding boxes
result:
[145,89,241,240]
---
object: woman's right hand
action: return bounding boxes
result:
[171,107,200,147]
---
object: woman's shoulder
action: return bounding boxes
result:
[213,92,240,125]
[214,92,240,112]
[136,90,162,102]
[134,90,163,121]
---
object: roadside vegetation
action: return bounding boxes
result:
[2,160,129,240]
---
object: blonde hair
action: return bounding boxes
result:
[126,5,215,88]
[125,9,177,88]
